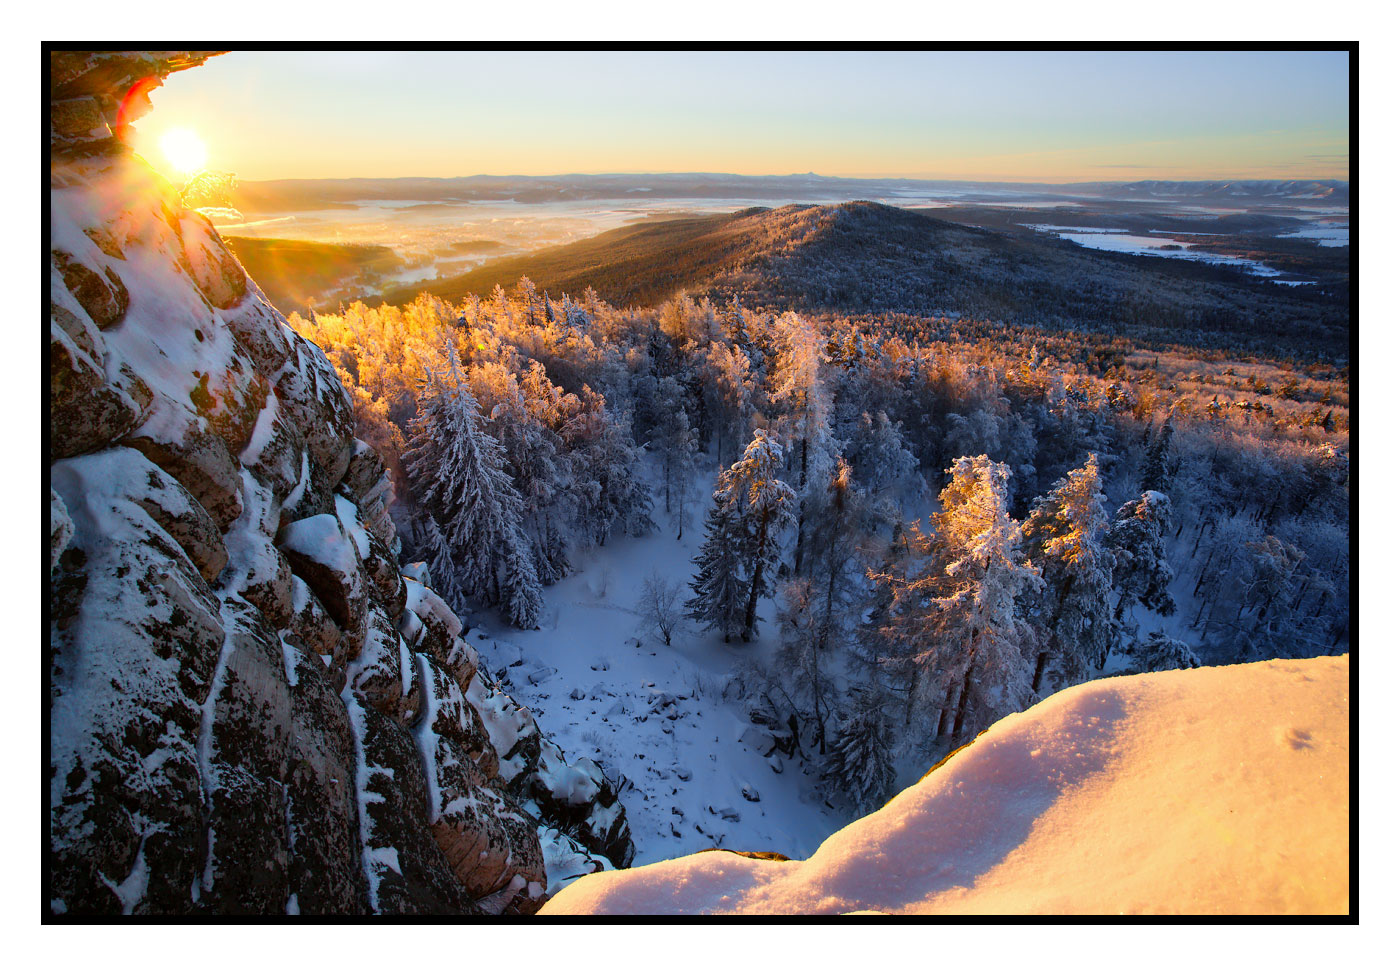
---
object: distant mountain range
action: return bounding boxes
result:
[231,173,1349,213]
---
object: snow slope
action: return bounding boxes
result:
[541,655,1349,915]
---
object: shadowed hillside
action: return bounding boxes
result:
[372,207,784,309]
[370,201,1348,362]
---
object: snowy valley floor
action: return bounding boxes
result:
[456,466,848,874]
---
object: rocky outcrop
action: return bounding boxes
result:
[47,50,630,917]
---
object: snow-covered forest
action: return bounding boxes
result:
[291,279,1350,821]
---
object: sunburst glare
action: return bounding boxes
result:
[159,127,207,175]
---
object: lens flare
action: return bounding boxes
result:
[160,128,207,175]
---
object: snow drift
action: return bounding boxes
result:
[542,656,1349,915]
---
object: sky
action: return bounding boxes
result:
[129,50,1351,184]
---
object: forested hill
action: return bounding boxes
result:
[374,206,781,309]
[371,201,1348,363]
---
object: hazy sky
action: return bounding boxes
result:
[129,50,1351,183]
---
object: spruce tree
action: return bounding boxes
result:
[685,429,796,643]
[650,376,700,520]
[1140,412,1176,494]
[1021,454,1116,693]
[403,344,543,628]
[1105,490,1177,627]
[686,498,747,642]
[869,455,1042,741]
[822,685,895,814]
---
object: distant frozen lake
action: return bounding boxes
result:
[1022,225,1306,282]
[1285,225,1350,247]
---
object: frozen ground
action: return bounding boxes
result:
[542,655,1350,915]
[459,462,846,866]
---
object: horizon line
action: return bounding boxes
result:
[229,170,1351,186]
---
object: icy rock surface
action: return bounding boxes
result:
[47,50,631,916]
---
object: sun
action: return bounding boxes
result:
[160,128,207,176]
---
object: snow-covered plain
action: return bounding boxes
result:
[455,463,846,872]
[541,655,1349,915]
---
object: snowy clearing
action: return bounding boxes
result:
[460,463,846,866]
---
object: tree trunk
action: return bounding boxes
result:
[1192,548,1217,598]
[907,663,928,729]
[742,514,770,642]
[1191,518,1211,558]
[793,432,810,576]
[934,677,956,735]
[794,504,807,576]
[1034,575,1076,693]
[821,557,838,649]
[951,660,976,742]
[1031,649,1050,695]
[1193,594,1210,629]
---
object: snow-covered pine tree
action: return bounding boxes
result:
[415,513,458,610]
[560,386,654,545]
[650,375,700,521]
[1119,630,1201,673]
[844,410,920,500]
[1105,490,1177,628]
[821,685,895,814]
[1139,411,1176,494]
[1020,453,1116,693]
[799,458,877,651]
[686,497,747,642]
[403,343,543,628]
[731,429,799,641]
[686,429,797,643]
[770,311,837,575]
[499,537,545,629]
[701,339,754,468]
[869,455,1042,742]
[470,359,569,585]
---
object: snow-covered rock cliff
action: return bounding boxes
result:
[47,50,631,916]
[542,656,1349,915]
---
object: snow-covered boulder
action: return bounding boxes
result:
[48,303,150,461]
[126,414,245,531]
[543,657,1350,916]
[530,742,635,869]
[276,513,369,658]
[401,578,464,657]
[347,604,423,726]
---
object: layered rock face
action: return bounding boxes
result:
[48,50,631,916]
